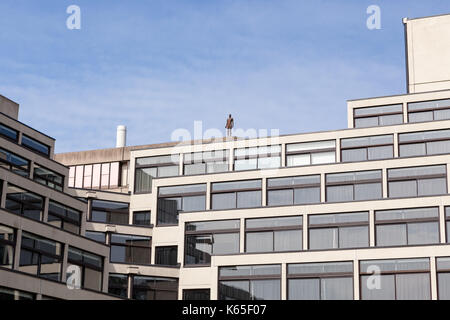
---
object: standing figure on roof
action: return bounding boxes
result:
[225,114,234,137]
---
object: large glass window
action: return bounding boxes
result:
[132,276,178,300]
[184,150,229,175]
[437,257,450,300]
[90,199,129,225]
[387,165,447,198]
[183,289,210,300]
[308,212,369,250]
[155,246,178,266]
[110,234,151,265]
[157,184,206,225]
[375,207,439,247]
[0,123,18,141]
[108,273,128,298]
[19,232,62,281]
[0,148,29,177]
[85,231,106,243]
[287,261,353,300]
[68,162,121,189]
[211,180,261,210]
[408,99,450,123]
[267,175,320,206]
[218,265,281,300]
[0,225,14,269]
[5,184,44,221]
[326,170,382,202]
[21,135,50,157]
[286,140,335,167]
[360,258,430,300]
[48,201,81,234]
[234,145,281,171]
[245,216,302,253]
[0,286,35,300]
[353,104,403,128]
[132,211,151,226]
[33,164,64,191]
[67,247,103,291]
[341,135,393,162]
[185,220,240,266]
[399,129,450,157]
[135,155,180,193]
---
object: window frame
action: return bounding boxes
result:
[109,233,152,265]
[233,145,281,171]
[89,199,130,225]
[325,170,382,202]
[21,134,50,157]
[407,98,450,123]
[398,129,450,158]
[0,147,29,177]
[67,246,104,292]
[266,175,321,206]
[33,164,64,191]
[340,134,394,162]
[285,140,336,168]
[0,123,19,142]
[183,150,229,175]
[47,200,82,235]
[134,155,180,194]
[210,179,262,210]
[353,104,403,128]
[0,224,15,269]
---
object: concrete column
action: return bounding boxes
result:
[211,266,218,300]
[102,259,110,293]
[240,218,245,253]
[439,205,446,244]
[369,210,375,247]
[281,143,286,167]
[29,161,35,180]
[42,197,49,223]
[353,259,360,300]
[206,182,211,210]
[382,168,388,198]
[262,177,267,207]
[61,243,69,283]
[431,256,438,300]
[393,133,399,158]
[179,153,184,176]
[303,214,308,250]
[229,147,234,171]
[281,263,287,300]
[335,138,341,163]
[402,102,408,123]
[320,173,326,203]
[13,229,22,270]
[17,131,23,145]
[0,180,7,207]
[127,274,133,299]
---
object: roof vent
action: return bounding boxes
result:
[116,125,127,148]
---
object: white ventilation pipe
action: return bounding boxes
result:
[116,125,127,148]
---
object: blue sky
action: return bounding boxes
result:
[0,1,449,153]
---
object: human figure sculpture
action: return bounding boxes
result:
[225,114,234,137]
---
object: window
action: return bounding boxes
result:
[185,220,240,266]
[183,289,210,300]
[353,104,403,128]
[135,155,180,193]
[155,246,178,266]
[308,212,369,250]
[399,129,450,157]
[21,135,50,157]
[132,276,178,300]
[47,201,81,234]
[0,123,18,141]
[360,258,430,300]
[0,225,14,269]
[234,145,281,171]
[287,261,353,300]
[436,257,450,300]
[245,216,302,253]
[19,232,62,281]
[108,273,128,299]
[110,234,151,265]
[326,170,382,202]
[341,135,393,162]
[0,148,29,177]
[85,231,106,243]
[408,98,450,123]
[286,140,335,167]
[387,165,447,198]
[5,184,44,221]
[90,199,129,225]
[219,265,281,300]
[375,207,439,247]
[184,150,229,175]
[211,180,261,210]
[157,184,206,225]
[33,164,63,191]
[67,247,103,291]
[0,287,34,300]
[267,175,320,206]
[68,162,121,189]
[132,211,151,226]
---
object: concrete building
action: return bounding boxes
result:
[3,13,450,300]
